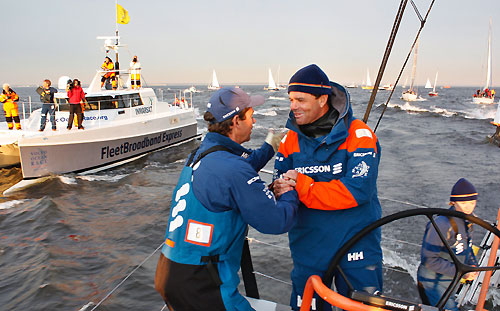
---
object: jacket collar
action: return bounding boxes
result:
[201,132,252,158]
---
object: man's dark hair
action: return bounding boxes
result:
[203,107,251,136]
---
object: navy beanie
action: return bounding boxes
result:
[450,178,478,202]
[288,64,332,95]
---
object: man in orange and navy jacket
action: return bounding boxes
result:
[272,64,382,311]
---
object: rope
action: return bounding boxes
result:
[383,236,422,248]
[86,242,164,311]
[373,0,437,132]
[253,271,293,286]
[247,237,290,250]
[383,265,412,275]
[379,196,433,209]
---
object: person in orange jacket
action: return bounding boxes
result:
[0,83,21,130]
[100,56,116,90]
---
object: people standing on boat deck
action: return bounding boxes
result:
[129,55,141,89]
[0,83,21,130]
[37,79,58,131]
[272,64,382,310]
[66,79,86,130]
[417,178,479,311]
[155,87,298,311]
[100,56,116,90]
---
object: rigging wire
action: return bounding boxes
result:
[363,0,437,132]
[253,271,293,286]
[85,242,164,311]
[363,0,408,124]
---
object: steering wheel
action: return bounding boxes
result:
[319,208,500,311]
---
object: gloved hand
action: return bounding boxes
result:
[265,129,286,152]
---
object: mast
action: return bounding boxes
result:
[485,17,492,90]
[115,0,120,82]
[409,39,419,92]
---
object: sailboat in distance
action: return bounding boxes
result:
[473,18,495,104]
[208,69,221,90]
[428,72,438,97]
[361,68,373,90]
[402,39,419,101]
[424,78,432,89]
[265,68,279,91]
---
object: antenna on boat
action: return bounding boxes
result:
[363,0,437,132]
[114,0,120,82]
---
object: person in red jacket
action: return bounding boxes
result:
[66,79,86,130]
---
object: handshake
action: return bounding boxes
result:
[263,129,298,198]
[272,169,298,199]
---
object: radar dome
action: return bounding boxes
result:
[58,76,71,90]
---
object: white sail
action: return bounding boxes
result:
[485,18,492,90]
[268,68,277,90]
[472,18,495,104]
[409,40,419,92]
[425,78,432,89]
[432,72,438,93]
[212,70,219,88]
[366,68,372,87]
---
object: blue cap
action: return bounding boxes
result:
[288,64,332,95]
[450,178,478,202]
[207,87,265,123]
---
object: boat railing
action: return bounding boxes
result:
[15,92,192,130]
[300,275,389,311]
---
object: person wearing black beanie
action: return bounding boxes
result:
[417,178,479,311]
[272,64,382,310]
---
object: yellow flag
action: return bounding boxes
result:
[117,4,130,24]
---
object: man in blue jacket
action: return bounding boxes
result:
[417,178,479,311]
[273,64,383,310]
[155,87,299,311]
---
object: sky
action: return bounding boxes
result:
[1,0,500,87]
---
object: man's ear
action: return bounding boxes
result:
[319,94,328,108]
[232,115,240,127]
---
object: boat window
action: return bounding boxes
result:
[56,94,143,111]
[86,96,121,110]
[119,94,143,107]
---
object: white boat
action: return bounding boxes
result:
[361,68,373,90]
[428,71,438,97]
[489,99,500,145]
[0,131,22,168]
[402,40,419,101]
[2,35,198,193]
[265,68,279,91]
[381,84,394,91]
[184,86,200,93]
[208,69,221,90]
[473,18,495,104]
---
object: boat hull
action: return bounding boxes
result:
[428,92,438,97]
[472,96,495,104]
[0,142,20,168]
[402,92,418,101]
[18,111,197,179]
